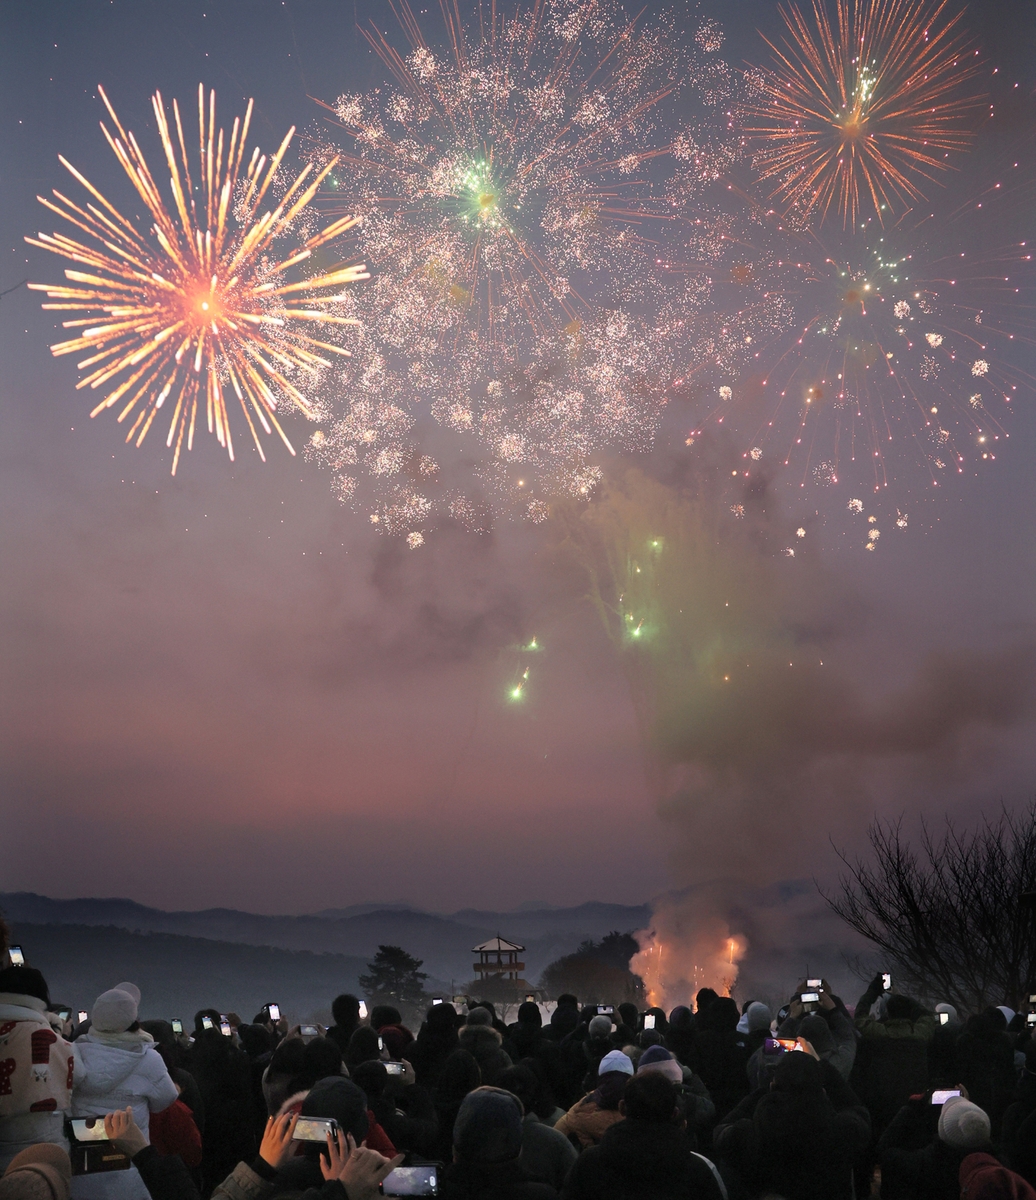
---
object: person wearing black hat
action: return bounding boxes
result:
[440,1086,556,1199]
[0,967,74,1173]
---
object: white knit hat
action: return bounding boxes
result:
[598,1050,634,1076]
[91,988,138,1033]
[938,1096,990,1149]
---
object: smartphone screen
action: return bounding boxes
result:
[800,992,820,1003]
[57,1009,72,1021]
[71,1119,110,1143]
[202,1016,214,1030]
[77,1011,89,1025]
[777,1038,799,1051]
[882,973,892,991]
[938,1012,949,1025]
[643,1014,655,1030]
[293,1117,339,1142]
[220,1019,232,1037]
[300,1024,319,1038]
[431,998,443,1006]
[931,1089,961,1105]
[1027,1014,1036,1026]
[8,946,25,966]
[267,1004,281,1022]
[597,1005,614,1015]
[384,1061,405,1075]
[358,1001,368,1020]
[171,1019,184,1035]
[378,1035,384,1051]
[381,1164,438,1196]
[806,979,822,989]
[525,994,536,1003]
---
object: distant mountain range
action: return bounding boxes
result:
[1,892,652,1019]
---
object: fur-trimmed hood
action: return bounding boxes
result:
[458,1024,503,1052]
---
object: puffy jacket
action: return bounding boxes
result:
[71,1032,177,1200]
[562,1120,725,1200]
[0,993,74,1171]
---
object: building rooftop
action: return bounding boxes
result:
[472,936,525,953]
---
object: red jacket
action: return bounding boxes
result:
[148,1098,202,1167]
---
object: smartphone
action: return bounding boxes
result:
[776,1038,799,1051]
[1027,1014,1036,1026]
[525,994,536,1003]
[77,1011,89,1025]
[597,1005,614,1015]
[220,1018,232,1037]
[882,973,892,991]
[431,998,443,1006]
[358,1001,368,1020]
[57,1008,72,1022]
[293,1116,339,1142]
[800,993,820,1004]
[171,1019,184,1035]
[71,1119,110,1143]
[931,1089,961,1105]
[8,946,25,966]
[300,1025,320,1038]
[806,979,822,989]
[643,1014,656,1030]
[380,1164,438,1196]
[267,1004,281,1022]
[201,1016,214,1030]
[1029,995,1036,1004]
[384,1061,405,1076]
[378,1036,384,1051]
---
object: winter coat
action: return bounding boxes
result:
[457,1026,512,1086]
[127,1144,201,1200]
[561,1119,726,1200]
[0,993,74,1171]
[777,1008,858,1081]
[955,1028,1017,1134]
[439,1158,557,1200]
[188,1033,258,1195]
[851,1015,935,1132]
[70,1031,178,1200]
[1002,1082,1036,1188]
[148,1097,202,1167]
[713,1081,870,1200]
[518,1113,577,1191]
[553,1095,624,1148]
[878,1100,997,1200]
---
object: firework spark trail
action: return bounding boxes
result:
[27,85,369,473]
[304,0,742,537]
[745,0,985,227]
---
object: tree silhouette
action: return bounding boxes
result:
[827,803,1036,1011]
[358,944,428,1009]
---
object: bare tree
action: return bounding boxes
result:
[825,803,1036,1012]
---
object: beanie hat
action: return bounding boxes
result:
[0,967,51,1009]
[588,1015,613,1040]
[114,983,141,1008]
[90,988,138,1034]
[636,1045,683,1084]
[799,1014,836,1056]
[959,1151,1036,1200]
[939,1096,991,1150]
[465,1007,493,1028]
[516,1002,541,1026]
[301,1076,369,1144]
[0,1145,72,1200]
[746,1002,772,1033]
[453,1086,523,1163]
[598,1050,634,1076]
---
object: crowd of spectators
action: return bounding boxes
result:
[2,948,1035,1200]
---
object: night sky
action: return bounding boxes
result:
[2,0,1035,934]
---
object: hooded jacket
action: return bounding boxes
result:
[561,1119,725,1200]
[70,1033,177,1200]
[458,1026,512,1087]
[0,993,74,1171]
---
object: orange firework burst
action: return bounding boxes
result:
[745,0,984,227]
[27,85,369,472]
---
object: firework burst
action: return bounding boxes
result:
[745,0,985,227]
[27,85,369,472]
[305,0,740,535]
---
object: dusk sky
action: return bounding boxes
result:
[2,0,1035,938]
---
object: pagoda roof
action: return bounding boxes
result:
[472,936,525,952]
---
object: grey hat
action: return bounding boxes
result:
[453,1086,523,1163]
[91,988,138,1033]
[588,1015,613,1039]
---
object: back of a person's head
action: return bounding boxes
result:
[556,993,578,1008]
[0,966,50,1008]
[0,1143,72,1200]
[370,1005,401,1031]
[193,1008,224,1035]
[959,1151,1036,1199]
[301,1076,369,1144]
[622,1071,678,1124]
[268,1036,307,1078]
[746,1002,773,1033]
[496,1064,538,1113]
[351,1060,388,1101]
[984,1006,1008,1032]
[704,996,739,1032]
[331,994,361,1028]
[436,1048,482,1101]
[425,1002,459,1037]
[237,1023,274,1058]
[637,1029,663,1050]
[344,1025,382,1068]
[139,1019,175,1047]
[668,1005,692,1031]
[939,1096,991,1152]
[453,1086,523,1164]
[772,1051,824,1095]
[464,1007,493,1028]
[644,1006,668,1032]
[588,1014,613,1041]
[300,1036,344,1086]
[798,1014,835,1056]
[516,1001,541,1027]
[618,1002,639,1029]
[695,987,719,1014]
[886,995,914,1022]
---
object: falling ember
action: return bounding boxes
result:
[27,85,368,473]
